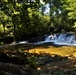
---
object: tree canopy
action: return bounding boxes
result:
[0,0,76,43]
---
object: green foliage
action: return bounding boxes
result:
[0,0,76,42]
[27,55,38,68]
[63,0,76,29]
[0,24,4,33]
[65,0,76,19]
[43,0,75,32]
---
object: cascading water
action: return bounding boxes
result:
[54,33,75,46]
[7,33,76,46]
[45,34,58,42]
[36,33,76,46]
[36,34,59,44]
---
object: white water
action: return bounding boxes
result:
[45,34,58,42]
[35,34,58,44]
[6,33,76,46]
[36,33,76,46]
[54,33,76,46]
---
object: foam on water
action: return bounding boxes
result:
[45,34,58,42]
[54,33,76,46]
[37,33,76,46]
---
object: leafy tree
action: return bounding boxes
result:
[42,0,75,32]
[0,0,51,41]
[1,0,75,42]
[64,0,76,30]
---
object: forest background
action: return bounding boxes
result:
[0,0,76,44]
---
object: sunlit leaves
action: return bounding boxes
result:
[13,10,20,15]
[28,8,32,18]
[16,2,21,7]
[3,0,8,2]
[0,11,8,22]
[63,0,76,30]
[0,24,4,33]
[65,0,76,19]
[73,22,76,28]
[1,0,75,40]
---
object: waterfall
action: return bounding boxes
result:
[45,34,59,42]
[54,33,76,46]
[36,33,76,46]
